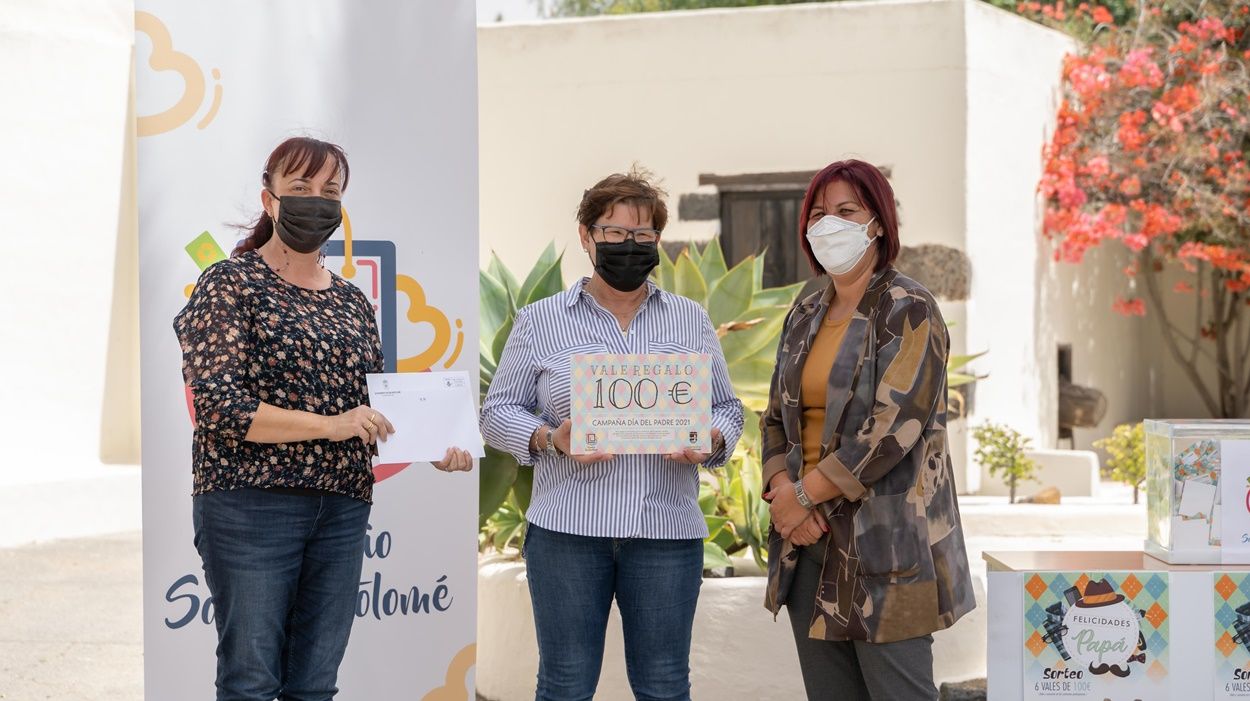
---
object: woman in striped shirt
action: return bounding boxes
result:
[480,169,744,701]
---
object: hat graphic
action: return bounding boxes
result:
[1074,578,1125,608]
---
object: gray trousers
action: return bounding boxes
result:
[785,538,938,701]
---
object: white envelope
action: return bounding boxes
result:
[1178,479,1216,519]
[366,371,485,464]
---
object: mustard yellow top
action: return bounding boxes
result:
[799,312,851,475]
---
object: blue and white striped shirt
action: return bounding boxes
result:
[480,278,745,540]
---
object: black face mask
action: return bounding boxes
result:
[593,240,660,292]
[268,191,342,254]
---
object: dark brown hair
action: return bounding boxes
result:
[798,159,900,275]
[576,167,669,232]
[233,137,351,256]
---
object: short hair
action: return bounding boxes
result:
[798,159,900,275]
[577,167,669,232]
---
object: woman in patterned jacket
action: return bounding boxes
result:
[760,159,975,700]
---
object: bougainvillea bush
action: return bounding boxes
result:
[1033,0,1250,417]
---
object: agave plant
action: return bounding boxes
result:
[699,408,771,572]
[655,241,805,413]
[944,321,988,420]
[947,352,987,419]
[478,243,565,537]
[478,239,805,568]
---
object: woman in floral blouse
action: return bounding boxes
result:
[760,159,975,700]
[175,136,472,701]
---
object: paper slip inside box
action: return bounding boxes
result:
[1178,479,1217,519]
[1172,515,1212,551]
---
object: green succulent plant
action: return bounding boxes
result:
[699,409,770,572]
[477,243,565,535]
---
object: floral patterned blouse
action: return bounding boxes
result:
[174,250,383,502]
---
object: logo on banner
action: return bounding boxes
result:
[135,11,223,136]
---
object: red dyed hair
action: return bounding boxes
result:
[233,137,350,256]
[798,159,899,275]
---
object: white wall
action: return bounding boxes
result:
[962,0,1078,450]
[478,0,970,282]
[1039,244,1152,450]
[0,0,135,485]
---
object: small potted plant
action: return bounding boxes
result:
[972,422,1039,504]
[1094,422,1145,504]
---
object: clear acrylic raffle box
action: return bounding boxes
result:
[1145,419,1250,564]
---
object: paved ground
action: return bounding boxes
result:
[0,532,142,701]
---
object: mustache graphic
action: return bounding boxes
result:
[1088,662,1132,678]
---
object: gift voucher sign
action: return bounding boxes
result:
[1022,571,1169,699]
[569,353,712,455]
[1215,573,1250,697]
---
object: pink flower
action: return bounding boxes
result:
[1113,296,1147,316]
[1070,61,1112,99]
[1085,156,1111,178]
[1152,102,1184,132]
[1119,49,1164,90]
[1123,233,1149,251]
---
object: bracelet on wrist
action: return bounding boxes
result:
[793,479,815,510]
[544,426,561,458]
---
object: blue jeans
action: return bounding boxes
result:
[524,523,704,701]
[192,489,370,701]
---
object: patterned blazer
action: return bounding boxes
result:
[760,267,975,643]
